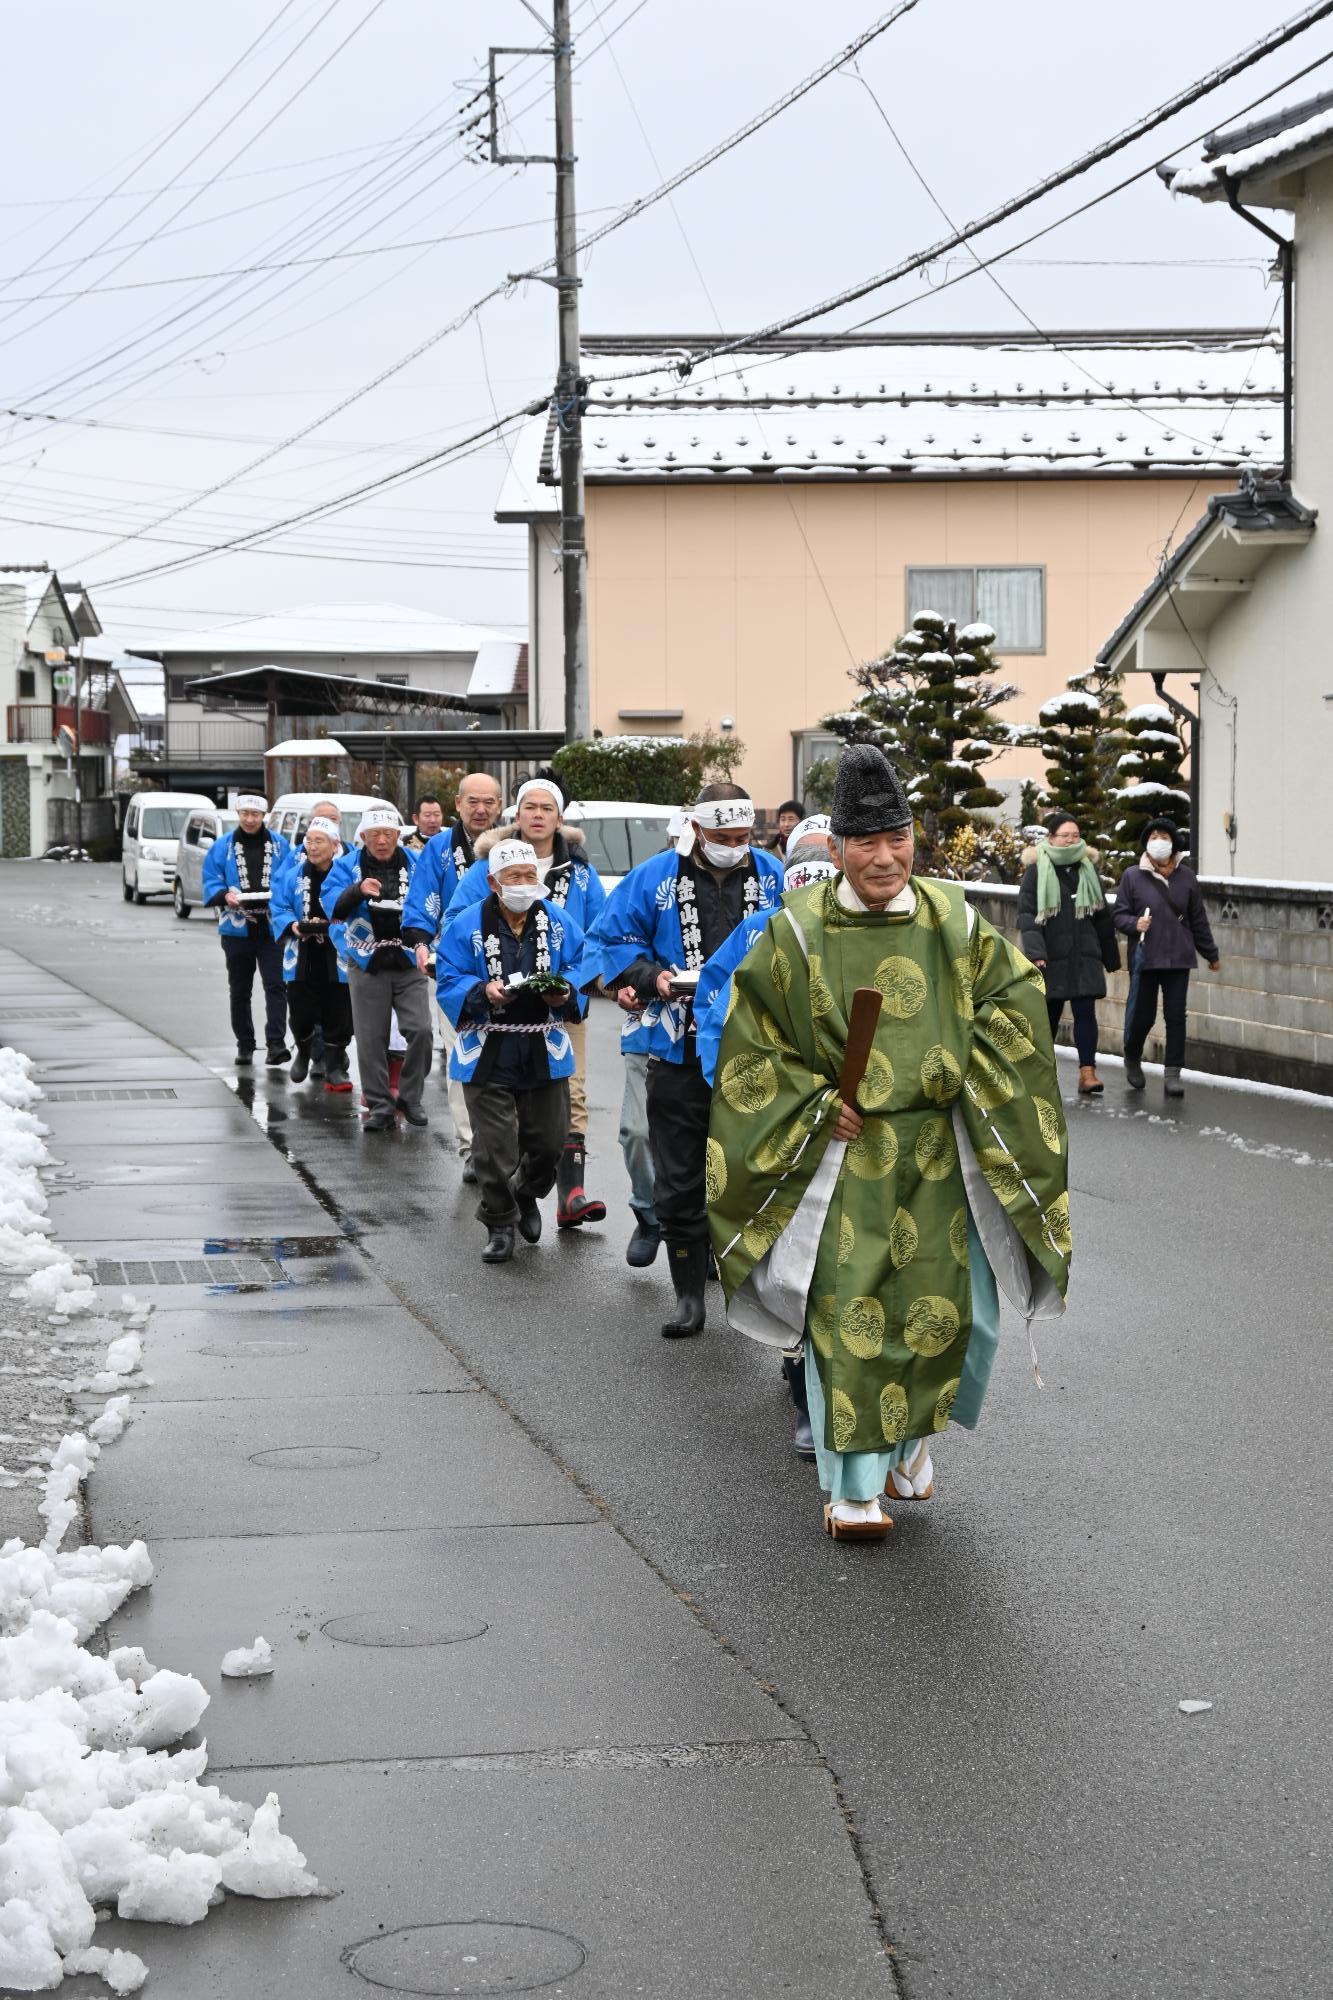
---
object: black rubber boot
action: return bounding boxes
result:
[1124,1056,1146,1090]
[661,1240,708,1339]
[323,1048,352,1094]
[289,1039,313,1085]
[265,1044,291,1068]
[516,1194,542,1244]
[556,1134,607,1228]
[782,1352,816,1460]
[626,1212,661,1268]
[482,1226,515,1264]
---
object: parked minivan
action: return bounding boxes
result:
[122,790,214,903]
[171,805,238,919]
[266,792,395,849]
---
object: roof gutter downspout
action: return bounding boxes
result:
[1225,179,1293,481]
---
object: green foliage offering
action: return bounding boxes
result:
[552,729,745,805]
[820,611,1027,864]
[1036,680,1106,847]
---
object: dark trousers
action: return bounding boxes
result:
[287,980,352,1058]
[221,930,286,1051]
[1125,968,1191,1069]
[646,1047,712,1245]
[464,1078,570,1227]
[1047,993,1099,1067]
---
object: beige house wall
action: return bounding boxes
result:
[585,475,1218,806]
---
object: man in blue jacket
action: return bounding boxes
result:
[581,783,783,1337]
[321,806,431,1131]
[201,791,291,1068]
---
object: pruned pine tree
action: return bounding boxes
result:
[820,611,1025,862]
[1109,702,1190,871]
[1036,679,1105,849]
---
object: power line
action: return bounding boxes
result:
[585,0,1333,386]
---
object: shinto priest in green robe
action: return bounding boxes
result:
[706,745,1070,1535]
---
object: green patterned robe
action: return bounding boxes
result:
[707,877,1070,1454]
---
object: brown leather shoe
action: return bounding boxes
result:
[1078,1066,1104,1095]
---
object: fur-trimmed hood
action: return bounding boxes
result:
[474,823,587,864]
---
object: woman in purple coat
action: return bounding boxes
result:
[1113,818,1220,1099]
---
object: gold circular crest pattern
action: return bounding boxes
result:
[1044,1189,1072,1256]
[847,1117,898,1180]
[808,961,835,1018]
[759,1009,800,1057]
[837,1212,856,1267]
[915,1114,957,1182]
[831,1386,858,1452]
[966,1046,1015,1111]
[839,1295,886,1360]
[916,879,953,923]
[949,955,975,1021]
[742,1203,794,1261]
[920,1044,963,1105]
[948,1205,970,1267]
[903,1294,961,1357]
[810,1292,838,1359]
[987,1007,1037,1064]
[770,944,792,995]
[705,1137,727,1202]
[857,1047,895,1111]
[1034,1097,1063,1154]
[720,1049,779,1115]
[888,1206,919,1269]
[879,1381,910,1445]
[874,955,928,1019]
[934,1377,960,1429]
[978,1144,1024,1206]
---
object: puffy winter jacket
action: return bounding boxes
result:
[1017,848,1120,1001]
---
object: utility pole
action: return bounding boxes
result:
[487,4,589,744]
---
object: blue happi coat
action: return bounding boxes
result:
[693,909,778,1086]
[581,846,784,1063]
[202,827,292,940]
[319,843,418,971]
[436,896,587,1084]
[444,827,607,937]
[401,829,471,946]
[270,856,349,984]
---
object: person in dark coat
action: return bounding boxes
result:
[1018,810,1120,1095]
[1113,817,1220,1099]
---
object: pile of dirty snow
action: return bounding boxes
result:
[0,1047,320,1991]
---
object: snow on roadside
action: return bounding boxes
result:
[0,1047,319,1992]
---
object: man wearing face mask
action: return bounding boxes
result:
[436,839,589,1264]
[581,783,784,1336]
[1113,818,1220,1099]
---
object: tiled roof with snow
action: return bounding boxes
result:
[511,332,1282,494]
[124,603,523,660]
[467,639,528,703]
[1168,91,1333,200]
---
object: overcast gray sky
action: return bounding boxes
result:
[0,0,1319,643]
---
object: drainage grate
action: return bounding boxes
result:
[46,1087,178,1102]
[94,1255,285,1287]
[4,1006,87,1019]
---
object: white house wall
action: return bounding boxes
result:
[529,521,564,733]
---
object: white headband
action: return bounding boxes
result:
[305,816,340,843]
[786,813,830,858]
[691,798,755,832]
[667,807,689,840]
[489,838,538,875]
[358,806,401,837]
[235,793,267,812]
[515,778,564,815]
[783,857,838,892]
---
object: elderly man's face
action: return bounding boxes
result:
[304,830,334,868]
[311,800,339,819]
[415,801,444,838]
[516,789,559,848]
[493,862,539,890]
[839,827,915,908]
[364,825,399,863]
[457,776,502,835]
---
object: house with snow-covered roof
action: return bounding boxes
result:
[497,327,1282,806]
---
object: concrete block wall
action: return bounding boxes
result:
[963,877,1333,1098]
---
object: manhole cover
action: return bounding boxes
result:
[322,1613,488,1649]
[344,1922,585,1995]
[199,1340,309,1359]
[47,1086,179,1101]
[249,1445,380,1470]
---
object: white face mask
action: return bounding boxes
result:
[1146,838,1173,862]
[499,882,545,913]
[699,835,749,870]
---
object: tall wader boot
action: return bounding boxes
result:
[661,1240,708,1339]
[289,1035,315,1085]
[555,1134,607,1229]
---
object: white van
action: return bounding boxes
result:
[172,805,238,919]
[512,799,677,892]
[122,790,214,904]
[265,792,396,850]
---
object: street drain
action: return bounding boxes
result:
[343,1922,585,1995]
[249,1445,380,1470]
[199,1340,309,1359]
[322,1613,488,1649]
[47,1086,179,1101]
[94,1256,284,1287]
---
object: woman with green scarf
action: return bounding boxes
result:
[1017,810,1119,1095]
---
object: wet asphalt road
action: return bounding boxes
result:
[5,861,1331,2000]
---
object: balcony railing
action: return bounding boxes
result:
[134,718,268,764]
[7,703,111,747]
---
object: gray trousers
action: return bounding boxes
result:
[464,1078,570,1227]
[618,1051,657,1224]
[348,961,433,1113]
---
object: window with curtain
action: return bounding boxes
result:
[905,566,1044,652]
